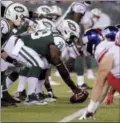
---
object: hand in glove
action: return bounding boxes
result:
[79,108,95,120]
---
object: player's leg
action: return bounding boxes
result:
[85,55,96,80]
[18,46,49,105]
[35,69,48,105]
[68,46,90,90]
[14,67,29,101]
[44,69,57,102]
[1,59,18,106]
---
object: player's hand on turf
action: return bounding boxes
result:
[106,92,114,105]
[79,108,95,120]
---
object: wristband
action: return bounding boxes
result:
[6,56,17,64]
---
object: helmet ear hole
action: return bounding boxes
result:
[64,30,67,34]
[16,15,18,20]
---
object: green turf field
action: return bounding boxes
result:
[1,72,120,122]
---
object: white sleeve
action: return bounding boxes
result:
[53,36,66,52]
[72,2,87,14]
[1,19,9,35]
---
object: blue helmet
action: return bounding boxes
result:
[82,28,104,55]
[103,26,118,41]
[82,28,103,45]
[115,24,120,30]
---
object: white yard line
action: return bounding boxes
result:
[58,108,86,123]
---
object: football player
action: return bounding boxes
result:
[1,2,29,106]
[81,8,102,80]
[79,30,120,120]
[102,26,119,105]
[55,1,92,90]
[4,19,88,105]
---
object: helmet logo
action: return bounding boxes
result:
[42,8,50,14]
[68,21,76,31]
[43,21,52,28]
[14,6,24,12]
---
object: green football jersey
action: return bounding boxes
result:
[19,29,65,60]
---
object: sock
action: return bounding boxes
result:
[1,86,3,98]
[36,80,45,94]
[17,76,27,92]
[6,77,13,88]
[87,69,94,75]
[77,76,84,86]
[27,77,38,95]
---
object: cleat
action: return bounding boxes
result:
[2,91,21,103]
[14,89,27,101]
[77,83,92,90]
[44,92,57,102]
[24,93,47,105]
[1,98,17,107]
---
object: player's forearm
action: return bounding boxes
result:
[56,62,77,91]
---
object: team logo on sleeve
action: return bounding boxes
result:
[14,6,24,12]
[68,21,76,31]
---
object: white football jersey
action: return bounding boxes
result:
[95,41,120,78]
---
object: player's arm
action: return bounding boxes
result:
[49,44,80,93]
[1,50,18,64]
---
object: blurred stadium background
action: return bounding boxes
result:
[8,0,120,25]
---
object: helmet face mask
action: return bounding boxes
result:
[4,3,29,27]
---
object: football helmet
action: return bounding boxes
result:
[82,28,104,45]
[102,26,118,41]
[82,28,104,55]
[51,5,62,17]
[35,19,55,31]
[4,3,29,26]
[91,8,102,17]
[115,31,120,46]
[57,19,80,42]
[35,5,52,17]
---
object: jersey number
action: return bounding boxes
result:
[31,30,51,40]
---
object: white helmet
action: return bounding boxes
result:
[4,3,29,26]
[91,8,102,17]
[35,19,55,31]
[35,5,52,16]
[1,1,13,7]
[51,5,62,17]
[115,31,120,46]
[57,19,80,42]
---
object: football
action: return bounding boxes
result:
[70,90,89,103]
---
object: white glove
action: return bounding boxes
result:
[79,108,95,120]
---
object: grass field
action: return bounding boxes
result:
[1,72,120,122]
